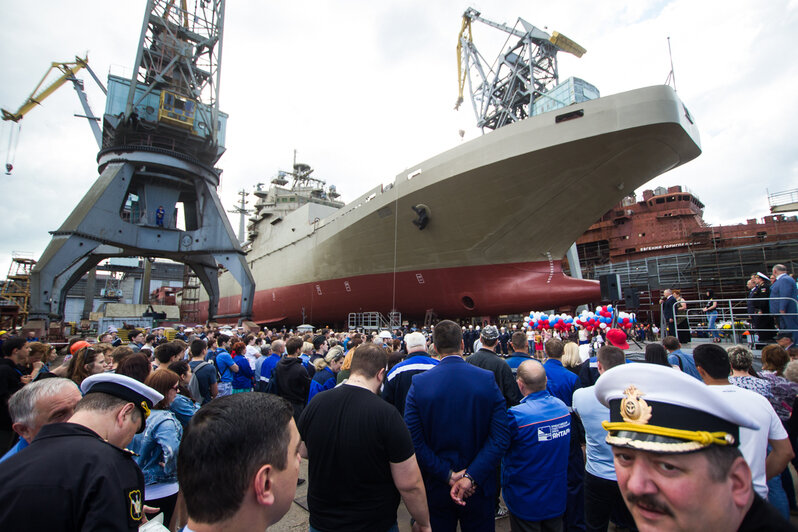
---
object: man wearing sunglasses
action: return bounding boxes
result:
[0,373,162,531]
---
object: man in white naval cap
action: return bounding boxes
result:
[595,363,792,531]
[0,373,163,531]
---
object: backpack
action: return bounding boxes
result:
[189,361,220,402]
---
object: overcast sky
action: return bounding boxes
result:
[0,0,796,276]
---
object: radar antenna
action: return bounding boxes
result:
[455,7,586,132]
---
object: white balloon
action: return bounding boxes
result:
[599,322,608,329]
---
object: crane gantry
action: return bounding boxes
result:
[456,7,587,132]
[29,0,255,326]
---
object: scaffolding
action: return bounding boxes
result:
[0,253,36,330]
[347,311,402,332]
[179,265,201,324]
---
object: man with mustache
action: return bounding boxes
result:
[595,363,792,531]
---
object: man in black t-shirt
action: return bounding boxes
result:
[298,344,431,532]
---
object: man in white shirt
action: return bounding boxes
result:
[573,345,635,531]
[693,343,794,499]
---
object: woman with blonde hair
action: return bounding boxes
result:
[309,346,345,401]
[562,342,581,374]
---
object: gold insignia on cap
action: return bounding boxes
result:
[140,401,150,419]
[620,385,652,425]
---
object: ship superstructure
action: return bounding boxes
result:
[247,160,345,242]
[577,186,798,265]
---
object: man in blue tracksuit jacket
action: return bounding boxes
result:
[503,359,571,530]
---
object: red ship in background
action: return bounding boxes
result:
[574,185,798,322]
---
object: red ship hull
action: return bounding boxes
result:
[201,260,599,325]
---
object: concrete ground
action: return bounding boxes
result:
[270,458,514,532]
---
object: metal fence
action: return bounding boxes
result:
[347,311,402,332]
[665,297,796,345]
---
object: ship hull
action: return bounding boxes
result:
[204,259,599,325]
[202,85,701,325]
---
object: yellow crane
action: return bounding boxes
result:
[2,55,104,174]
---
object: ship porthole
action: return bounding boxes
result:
[462,296,475,310]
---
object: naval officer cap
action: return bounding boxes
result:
[81,374,164,433]
[595,363,758,454]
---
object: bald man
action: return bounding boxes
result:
[502,360,571,531]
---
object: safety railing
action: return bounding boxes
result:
[662,297,796,345]
[347,311,402,332]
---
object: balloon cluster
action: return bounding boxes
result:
[574,305,637,331]
[523,311,575,332]
[522,306,638,333]
[574,305,612,332]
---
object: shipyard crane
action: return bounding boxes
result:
[29,0,255,325]
[456,7,586,131]
[1,55,105,173]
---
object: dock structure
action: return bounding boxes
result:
[770,188,798,214]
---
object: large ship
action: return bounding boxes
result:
[201,84,702,326]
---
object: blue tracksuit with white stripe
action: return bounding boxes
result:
[382,353,438,416]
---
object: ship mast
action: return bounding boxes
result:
[228,189,252,244]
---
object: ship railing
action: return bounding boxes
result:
[768,188,798,211]
[667,297,797,345]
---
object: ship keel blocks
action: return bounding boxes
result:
[29,152,254,324]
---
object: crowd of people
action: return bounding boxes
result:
[0,263,796,530]
[658,263,798,347]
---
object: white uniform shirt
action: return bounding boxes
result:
[712,384,788,498]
